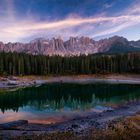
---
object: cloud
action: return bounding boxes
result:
[1,14,140,42]
[122,0,140,15]
[103,3,113,9]
[2,16,123,32]
[92,21,140,38]
[0,0,140,42]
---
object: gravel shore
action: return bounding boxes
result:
[0,100,140,139]
[1,74,140,90]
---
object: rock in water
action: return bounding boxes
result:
[0,120,28,130]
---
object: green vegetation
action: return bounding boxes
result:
[0,52,140,75]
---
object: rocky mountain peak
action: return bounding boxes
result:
[109,36,128,44]
[0,36,140,56]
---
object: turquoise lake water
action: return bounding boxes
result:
[0,83,140,124]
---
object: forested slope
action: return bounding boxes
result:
[0,52,140,75]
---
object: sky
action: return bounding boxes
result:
[0,0,140,43]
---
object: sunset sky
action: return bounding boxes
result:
[0,0,140,42]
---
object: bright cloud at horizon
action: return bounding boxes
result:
[0,0,140,43]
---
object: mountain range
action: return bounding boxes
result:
[0,36,140,56]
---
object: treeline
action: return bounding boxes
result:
[0,52,140,75]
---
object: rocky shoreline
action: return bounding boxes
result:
[1,74,140,90]
[0,100,140,139]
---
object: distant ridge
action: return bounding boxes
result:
[0,36,140,56]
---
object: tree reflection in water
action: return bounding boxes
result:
[0,83,140,113]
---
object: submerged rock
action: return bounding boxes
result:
[0,120,28,130]
[7,80,18,85]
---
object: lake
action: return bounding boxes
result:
[0,83,140,124]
